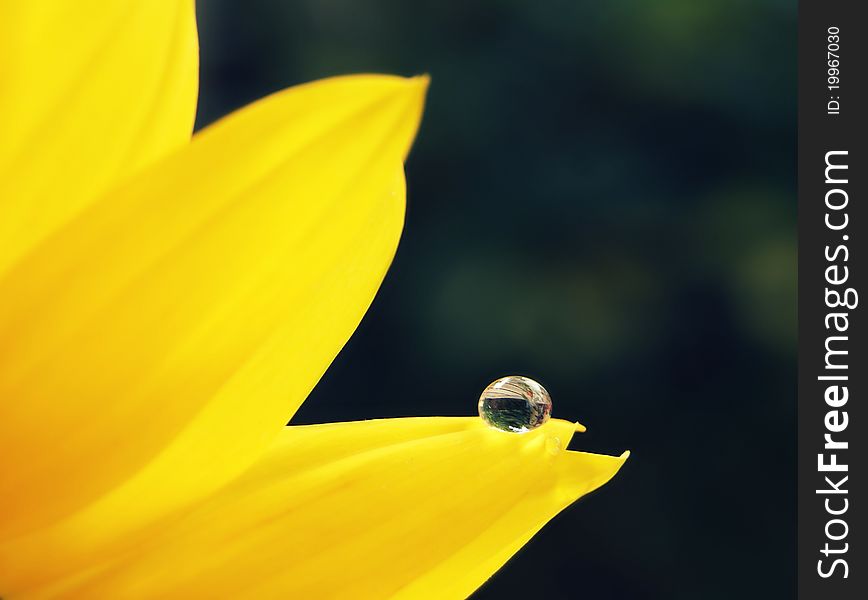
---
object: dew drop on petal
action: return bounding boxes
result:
[478,375,553,433]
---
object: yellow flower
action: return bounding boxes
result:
[0,2,628,598]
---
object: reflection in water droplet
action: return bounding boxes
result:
[478,375,552,433]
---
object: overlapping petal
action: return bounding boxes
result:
[31,418,627,599]
[0,5,630,600]
[0,0,199,274]
[0,74,428,540]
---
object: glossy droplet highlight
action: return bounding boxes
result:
[478,376,552,433]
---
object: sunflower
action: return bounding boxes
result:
[0,2,628,597]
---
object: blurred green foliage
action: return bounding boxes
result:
[197,0,795,597]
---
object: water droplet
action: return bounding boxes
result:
[478,375,552,433]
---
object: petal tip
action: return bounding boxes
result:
[573,421,587,433]
[408,74,430,109]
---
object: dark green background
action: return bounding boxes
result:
[196,1,796,597]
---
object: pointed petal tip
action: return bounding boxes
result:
[405,74,430,111]
[30,418,626,599]
[412,73,432,89]
[574,421,587,433]
[377,73,429,161]
[369,73,427,99]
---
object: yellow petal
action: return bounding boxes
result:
[0,0,199,274]
[30,418,628,599]
[0,74,428,540]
